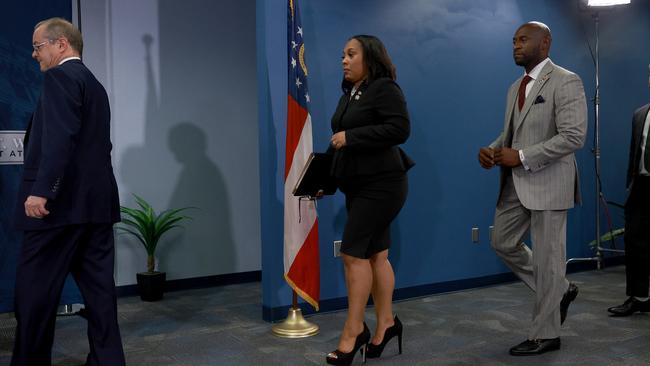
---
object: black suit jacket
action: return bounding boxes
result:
[626,103,650,194]
[329,77,414,178]
[14,60,120,230]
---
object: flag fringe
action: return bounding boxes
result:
[284,273,319,311]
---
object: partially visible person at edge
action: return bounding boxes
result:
[11,17,125,366]
[478,21,587,356]
[325,34,414,366]
[607,67,650,317]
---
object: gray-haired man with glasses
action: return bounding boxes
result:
[11,17,125,366]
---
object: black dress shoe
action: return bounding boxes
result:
[560,283,578,324]
[509,338,561,356]
[608,297,650,317]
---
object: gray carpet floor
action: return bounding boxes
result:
[1,265,649,365]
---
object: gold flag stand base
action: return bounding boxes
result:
[272,307,319,338]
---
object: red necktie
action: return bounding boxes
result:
[518,75,533,111]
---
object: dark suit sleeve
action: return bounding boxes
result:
[345,79,410,149]
[31,68,82,200]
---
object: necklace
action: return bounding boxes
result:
[350,83,363,100]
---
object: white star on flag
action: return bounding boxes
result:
[295,78,302,88]
[291,57,297,68]
[292,40,298,49]
[305,93,310,102]
[297,26,303,37]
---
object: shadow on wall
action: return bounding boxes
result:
[119,33,168,273]
[118,34,165,201]
[119,34,234,277]
[164,122,234,277]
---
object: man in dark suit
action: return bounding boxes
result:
[608,70,650,317]
[11,18,125,366]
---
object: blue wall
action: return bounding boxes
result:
[0,1,81,312]
[258,0,650,320]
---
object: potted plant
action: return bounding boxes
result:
[118,194,192,301]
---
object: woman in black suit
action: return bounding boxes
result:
[326,35,413,366]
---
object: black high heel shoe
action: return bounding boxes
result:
[366,315,403,359]
[326,322,370,366]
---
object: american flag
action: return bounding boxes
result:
[283,0,320,310]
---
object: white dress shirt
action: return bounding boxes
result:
[59,56,81,65]
[639,109,650,176]
[519,58,551,171]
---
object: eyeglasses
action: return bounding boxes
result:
[32,40,53,52]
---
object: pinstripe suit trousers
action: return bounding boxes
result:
[492,174,570,340]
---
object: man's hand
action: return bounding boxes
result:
[24,195,49,219]
[478,147,496,169]
[494,147,522,168]
[330,131,347,150]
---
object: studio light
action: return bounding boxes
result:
[569,0,632,267]
[587,0,630,6]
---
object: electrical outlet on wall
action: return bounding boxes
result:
[472,227,479,243]
[489,225,494,245]
[333,240,342,257]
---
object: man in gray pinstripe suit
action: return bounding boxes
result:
[478,21,587,356]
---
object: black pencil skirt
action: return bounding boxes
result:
[337,171,408,259]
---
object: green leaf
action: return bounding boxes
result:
[120,217,141,229]
[116,226,147,249]
[154,217,190,244]
[133,194,152,212]
[120,207,149,230]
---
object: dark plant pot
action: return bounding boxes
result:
[136,271,166,302]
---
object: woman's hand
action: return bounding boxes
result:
[330,131,347,150]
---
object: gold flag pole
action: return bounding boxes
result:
[271,290,319,338]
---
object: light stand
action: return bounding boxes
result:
[568,1,630,268]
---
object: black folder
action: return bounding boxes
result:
[292,153,337,197]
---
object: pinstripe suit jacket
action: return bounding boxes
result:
[490,60,588,210]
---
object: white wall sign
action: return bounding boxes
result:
[0,131,25,165]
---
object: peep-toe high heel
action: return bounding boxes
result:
[326,322,371,365]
